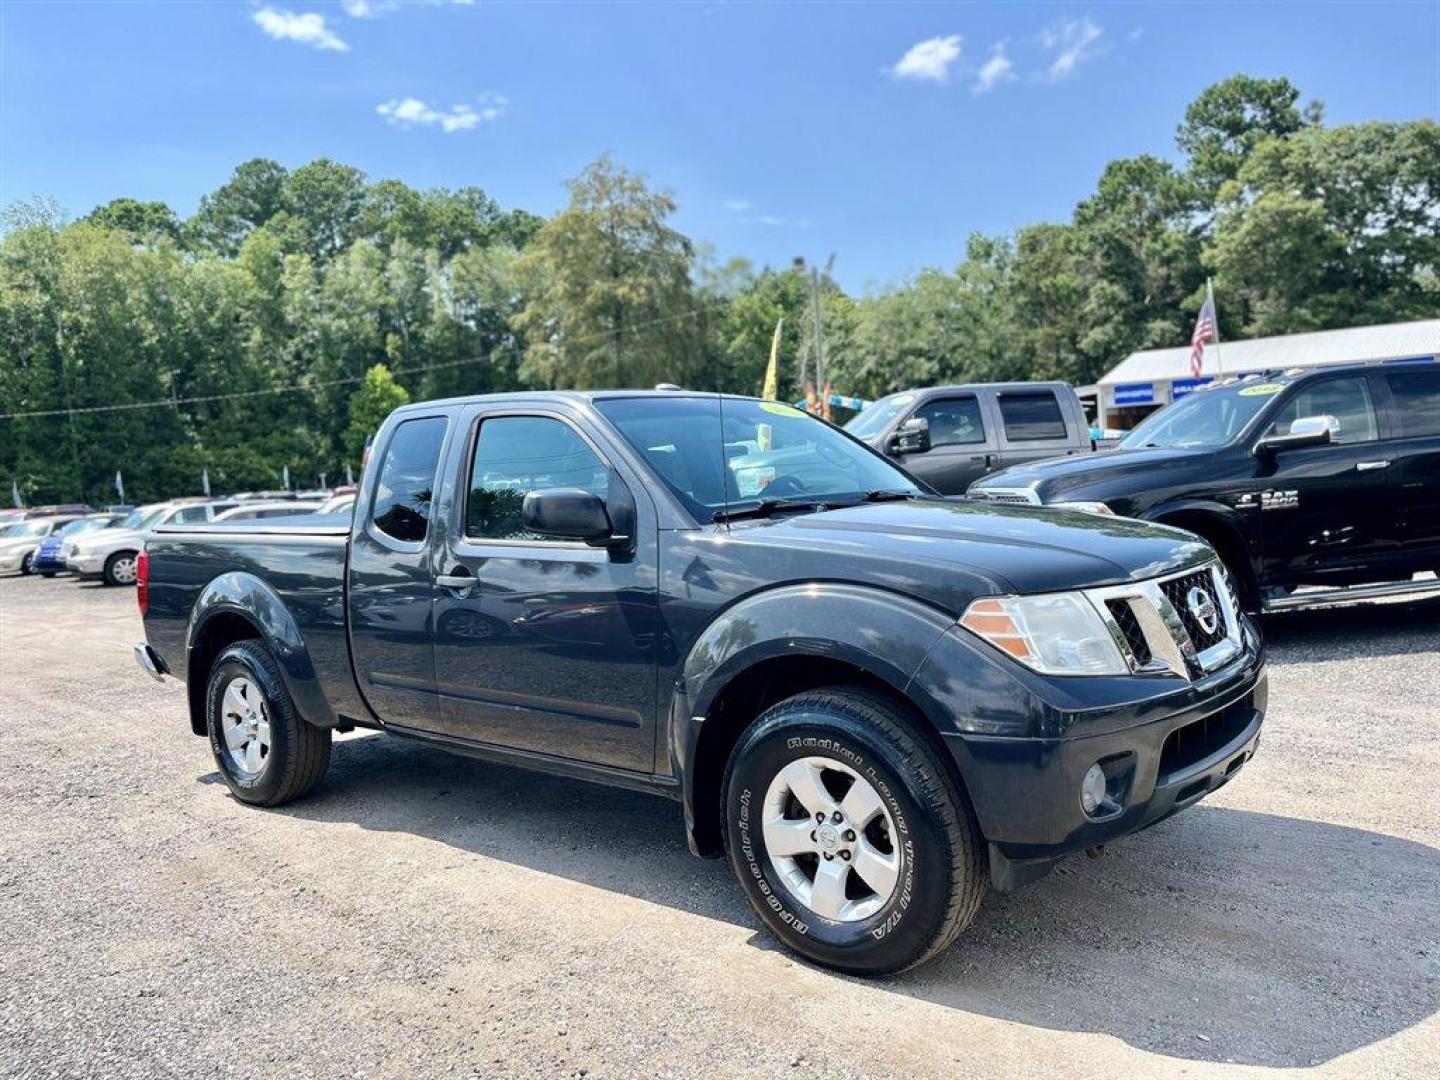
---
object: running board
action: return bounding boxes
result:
[1263,576,1440,612]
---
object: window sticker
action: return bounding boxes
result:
[1238,383,1285,397]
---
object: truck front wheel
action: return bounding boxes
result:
[722,687,986,975]
[205,640,331,806]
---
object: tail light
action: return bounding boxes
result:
[136,548,150,615]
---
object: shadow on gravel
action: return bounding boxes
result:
[271,734,1440,1069]
[1260,593,1440,664]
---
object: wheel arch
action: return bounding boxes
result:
[672,583,965,857]
[185,572,337,736]
[1145,501,1260,610]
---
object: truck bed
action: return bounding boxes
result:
[142,519,367,727]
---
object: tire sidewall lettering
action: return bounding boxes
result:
[732,729,918,945]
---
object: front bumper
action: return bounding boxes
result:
[67,553,106,576]
[921,622,1267,890]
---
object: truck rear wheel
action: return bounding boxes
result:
[722,687,986,975]
[205,641,331,807]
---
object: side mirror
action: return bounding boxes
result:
[1255,414,1336,456]
[522,488,614,545]
[889,417,932,455]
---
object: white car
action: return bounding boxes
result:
[66,500,238,586]
[0,516,84,576]
[212,501,324,522]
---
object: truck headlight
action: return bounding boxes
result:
[959,592,1128,676]
[1047,501,1114,516]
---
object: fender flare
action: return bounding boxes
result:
[671,582,959,852]
[1141,498,1255,564]
[186,571,338,730]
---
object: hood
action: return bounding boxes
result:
[729,498,1212,604]
[970,446,1206,501]
[0,535,44,552]
[74,527,145,549]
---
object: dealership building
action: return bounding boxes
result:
[1087,318,1440,431]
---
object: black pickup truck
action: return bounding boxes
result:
[969,359,1440,612]
[136,390,1266,974]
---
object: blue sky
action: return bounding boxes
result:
[2,1,1437,292]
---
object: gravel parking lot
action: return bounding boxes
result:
[2,574,1437,1079]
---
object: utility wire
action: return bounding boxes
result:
[0,300,731,421]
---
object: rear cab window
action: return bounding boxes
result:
[371,416,449,544]
[997,391,1068,442]
[1384,368,1440,438]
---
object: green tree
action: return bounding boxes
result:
[188,158,289,255]
[1177,74,1317,197]
[1210,119,1440,336]
[344,364,410,460]
[514,155,698,389]
[84,198,181,246]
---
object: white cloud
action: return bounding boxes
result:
[973,44,1016,94]
[723,199,752,213]
[252,6,350,51]
[377,93,507,132]
[342,0,474,15]
[889,34,963,84]
[1040,17,1102,81]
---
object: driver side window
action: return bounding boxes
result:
[1267,376,1377,444]
[913,397,985,447]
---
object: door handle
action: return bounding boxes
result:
[1356,460,1391,472]
[436,571,476,595]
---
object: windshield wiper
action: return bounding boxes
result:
[861,489,918,502]
[712,498,829,524]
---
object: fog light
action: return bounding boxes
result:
[1080,763,1108,816]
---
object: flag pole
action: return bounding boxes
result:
[1208,278,1224,378]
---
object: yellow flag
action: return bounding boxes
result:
[761,317,782,400]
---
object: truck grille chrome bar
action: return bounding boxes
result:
[1085,562,1242,680]
[968,487,1041,505]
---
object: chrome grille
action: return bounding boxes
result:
[1086,562,1242,680]
[1104,598,1152,666]
[1158,570,1227,652]
[969,487,1040,505]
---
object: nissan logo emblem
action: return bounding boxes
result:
[1186,585,1220,636]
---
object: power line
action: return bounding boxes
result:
[0,300,732,421]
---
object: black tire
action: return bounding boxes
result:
[40,571,57,579]
[19,552,35,576]
[722,687,986,975]
[205,640,331,807]
[102,550,139,587]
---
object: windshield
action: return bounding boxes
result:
[56,519,98,538]
[2,521,50,538]
[120,506,168,531]
[597,396,923,522]
[1117,382,1285,450]
[843,394,917,440]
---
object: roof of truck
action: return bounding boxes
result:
[390,388,766,415]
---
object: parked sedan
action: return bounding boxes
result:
[32,513,129,577]
[0,515,86,575]
[212,501,324,522]
[66,500,239,585]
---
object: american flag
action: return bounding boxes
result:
[1190,281,1218,378]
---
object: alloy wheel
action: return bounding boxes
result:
[762,755,901,922]
[220,676,272,779]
